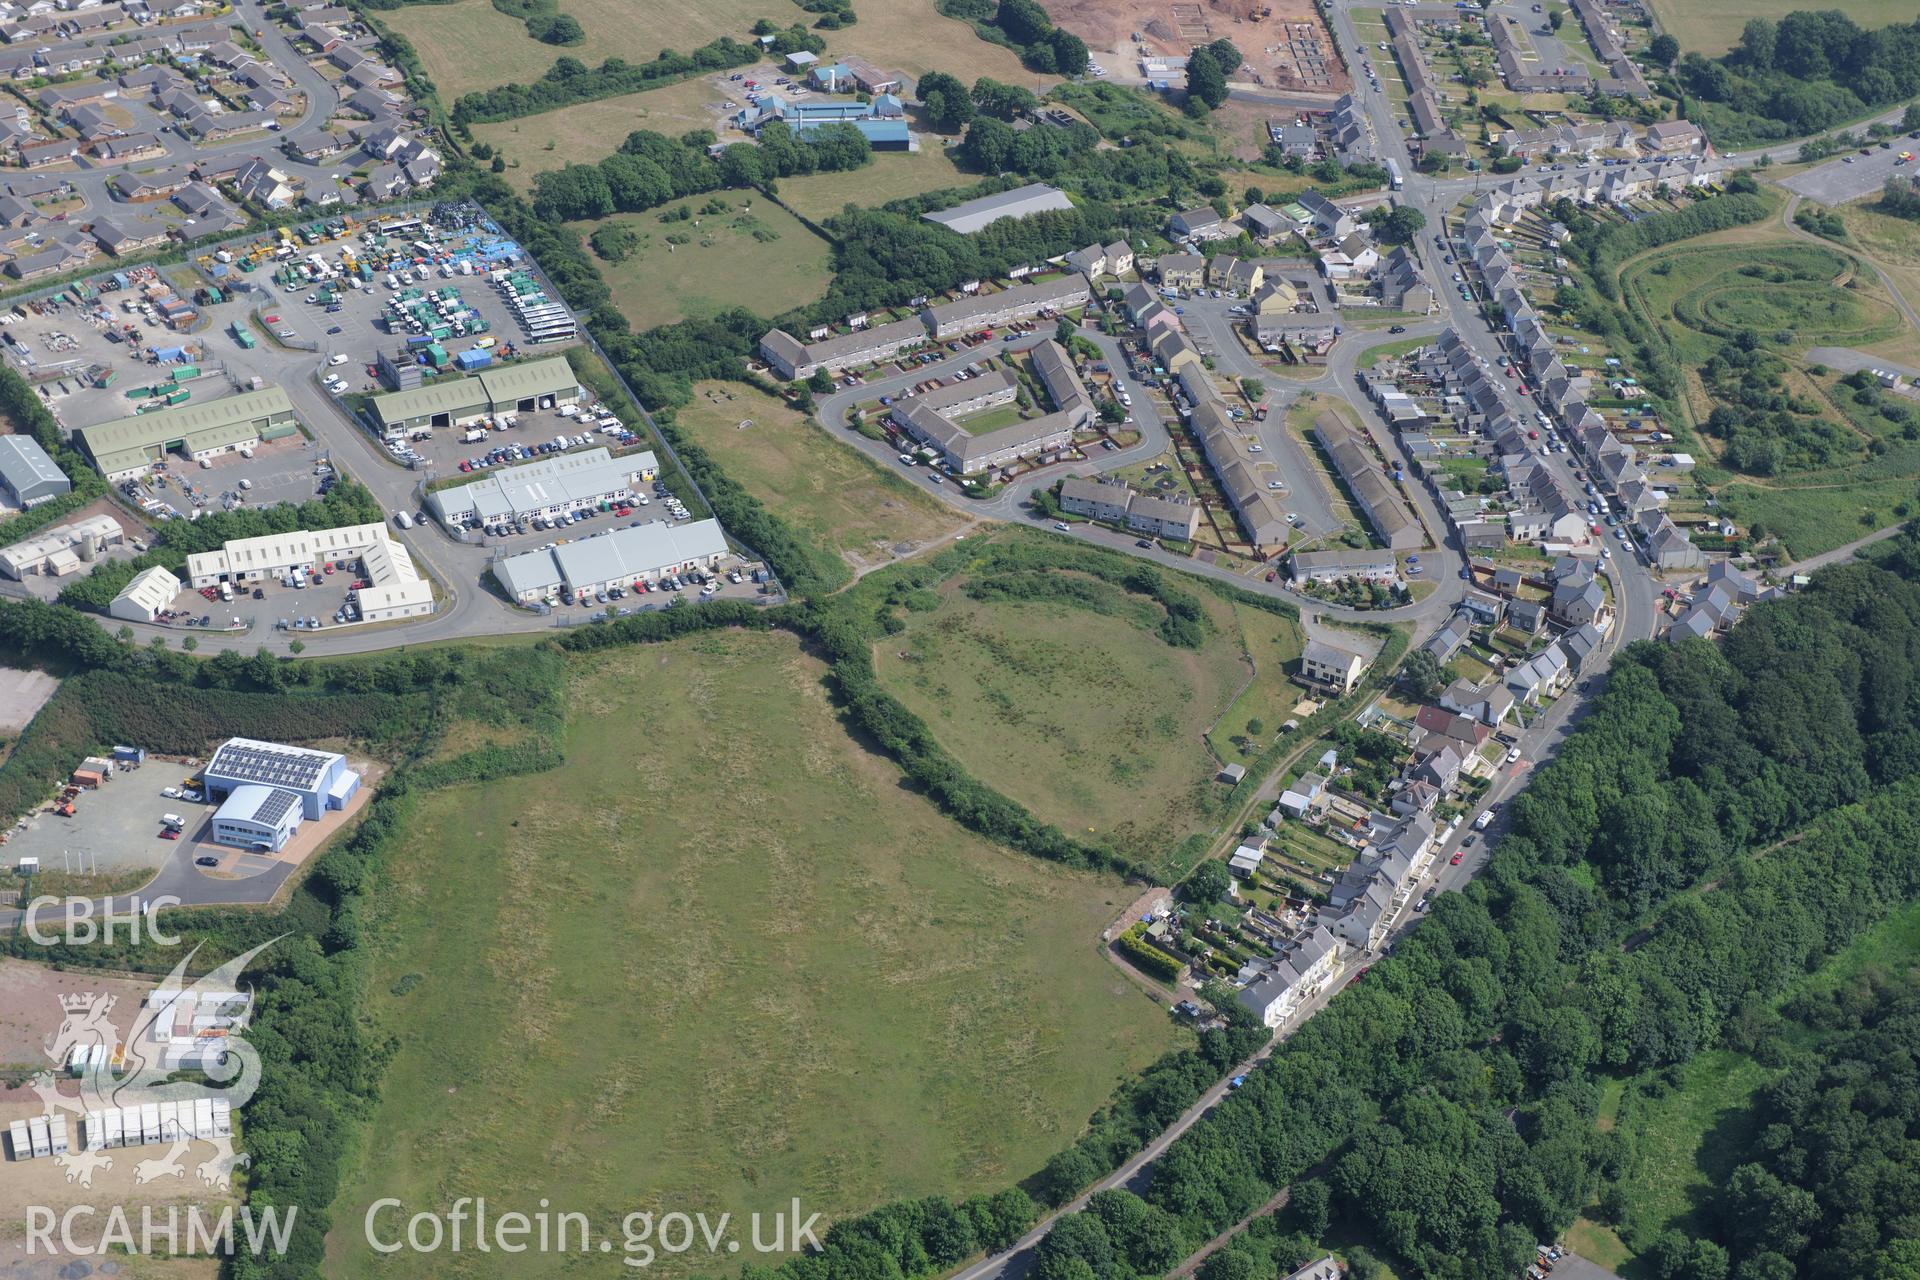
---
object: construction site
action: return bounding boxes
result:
[1043,0,1351,95]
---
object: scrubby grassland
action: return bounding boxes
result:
[776,147,973,222]
[576,193,833,330]
[676,382,968,566]
[331,628,1178,1279]
[383,0,554,102]
[874,556,1301,861]
[475,78,726,192]
[1622,241,1899,369]
[1619,233,1920,558]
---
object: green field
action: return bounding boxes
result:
[875,566,1302,862]
[677,382,968,568]
[329,629,1179,1279]
[1645,0,1920,56]
[576,192,832,330]
[777,147,973,222]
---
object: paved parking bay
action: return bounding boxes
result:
[1785,142,1920,203]
[397,402,640,478]
[120,431,323,520]
[3,768,211,874]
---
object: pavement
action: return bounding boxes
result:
[1782,141,1920,205]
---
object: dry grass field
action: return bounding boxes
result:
[778,145,973,220]
[328,629,1177,1279]
[383,0,554,101]
[475,77,731,190]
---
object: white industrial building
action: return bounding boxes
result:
[184,523,434,623]
[428,447,658,528]
[492,518,728,605]
[108,565,182,622]
[202,737,359,855]
[0,514,123,579]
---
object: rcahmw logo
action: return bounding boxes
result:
[26,1204,297,1258]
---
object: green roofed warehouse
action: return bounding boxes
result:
[75,387,299,481]
[368,355,581,439]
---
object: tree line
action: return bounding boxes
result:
[530,120,873,223]
[449,27,819,124]
[1676,11,1920,143]
[937,0,1089,76]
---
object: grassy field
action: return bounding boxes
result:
[1619,229,1920,559]
[476,77,729,192]
[1206,599,1308,767]
[1609,1050,1776,1248]
[676,381,968,568]
[827,0,1033,83]
[576,192,832,329]
[875,569,1302,861]
[384,0,555,102]
[1646,0,1920,55]
[777,146,973,221]
[328,629,1180,1279]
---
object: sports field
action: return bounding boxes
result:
[676,382,969,568]
[777,146,972,221]
[1645,0,1919,56]
[329,629,1178,1279]
[875,564,1302,860]
[577,192,832,330]
[476,78,728,192]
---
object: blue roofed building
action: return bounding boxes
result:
[734,94,912,149]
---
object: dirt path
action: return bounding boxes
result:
[1169,1185,1294,1279]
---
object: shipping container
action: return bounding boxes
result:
[141,1103,159,1144]
[103,1108,123,1148]
[28,1116,51,1157]
[170,365,199,382]
[211,1099,231,1137]
[125,384,153,400]
[194,1098,215,1140]
[8,1119,29,1159]
[158,1101,181,1142]
[47,1115,67,1156]
[84,1110,104,1151]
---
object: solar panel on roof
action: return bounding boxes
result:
[209,741,332,791]
[251,788,300,827]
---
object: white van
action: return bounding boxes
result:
[393,511,413,530]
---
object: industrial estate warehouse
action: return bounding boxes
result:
[75,387,300,480]
[0,435,69,507]
[428,447,658,527]
[491,517,728,605]
[921,182,1074,235]
[202,736,359,852]
[367,355,581,435]
[184,523,434,622]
